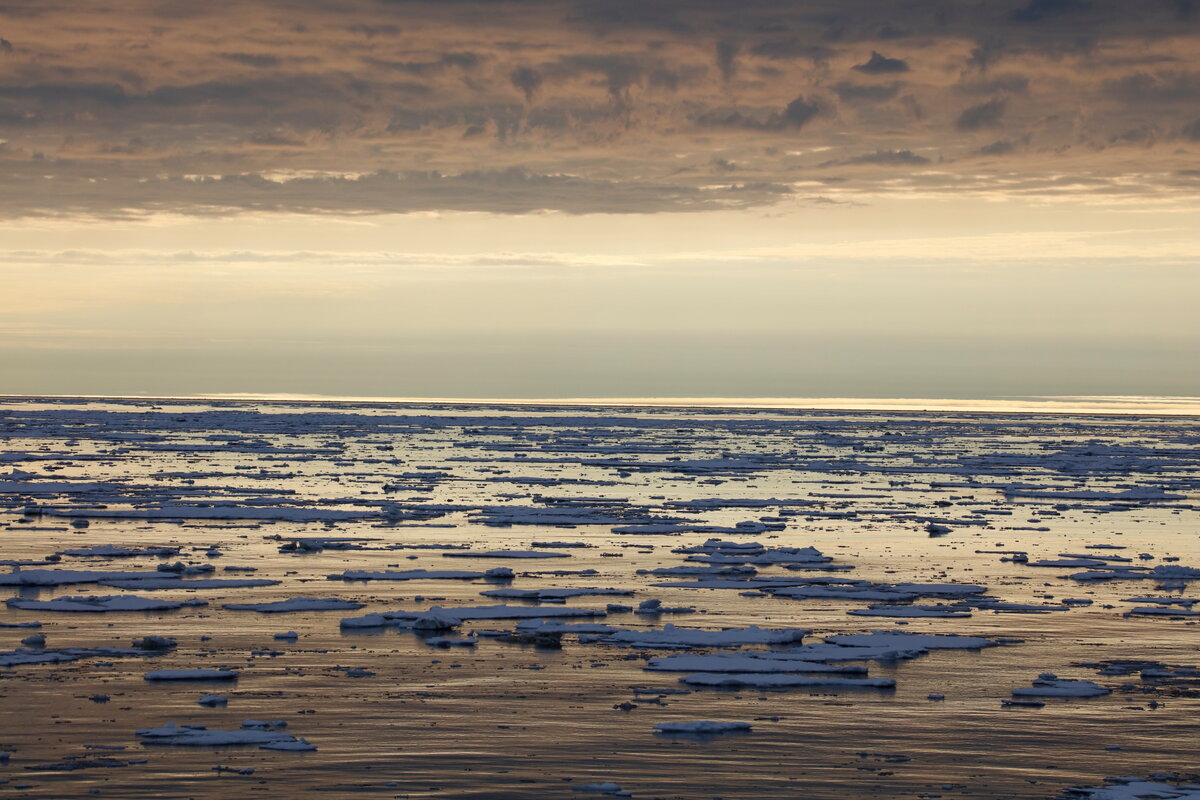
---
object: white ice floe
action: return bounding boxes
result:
[480,588,632,601]
[679,672,895,689]
[442,550,572,559]
[1001,486,1184,501]
[687,546,831,565]
[1120,597,1197,607]
[974,601,1072,613]
[424,635,479,647]
[597,624,809,649]
[100,578,279,590]
[223,598,365,613]
[1011,673,1110,698]
[340,604,607,629]
[639,565,757,577]
[7,595,208,612]
[847,604,973,618]
[823,631,996,651]
[68,505,370,522]
[1071,565,1200,583]
[1058,777,1200,799]
[137,721,315,750]
[770,582,986,603]
[644,653,867,674]
[635,598,693,615]
[513,620,619,635]
[1124,606,1200,617]
[0,568,164,586]
[329,568,511,581]
[58,544,182,557]
[0,642,180,668]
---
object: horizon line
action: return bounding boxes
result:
[3,393,1198,417]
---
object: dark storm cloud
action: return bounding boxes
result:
[0,0,1196,217]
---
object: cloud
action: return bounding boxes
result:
[219,53,282,68]
[366,52,481,76]
[1105,71,1200,105]
[1010,0,1093,23]
[695,95,821,131]
[956,98,1007,130]
[747,39,833,62]
[977,139,1016,155]
[956,74,1030,95]
[0,0,1195,218]
[781,95,821,127]
[833,82,901,102]
[716,39,738,81]
[820,149,930,167]
[852,51,910,74]
[510,66,543,102]
[0,168,795,218]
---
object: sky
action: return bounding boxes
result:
[1,0,1197,401]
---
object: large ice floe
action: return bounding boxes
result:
[7,595,209,612]
[137,721,315,751]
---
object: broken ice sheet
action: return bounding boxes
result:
[1,398,1198,798]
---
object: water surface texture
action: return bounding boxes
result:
[1,398,1197,799]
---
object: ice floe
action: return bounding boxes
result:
[137,721,314,750]
[7,595,208,612]
[1011,673,1111,698]
[223,598,365,613]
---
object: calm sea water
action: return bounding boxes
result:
[0,397,1197,799]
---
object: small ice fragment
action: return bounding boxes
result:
[652,720,752,735]
[145,669,239,681]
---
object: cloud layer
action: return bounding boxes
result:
[0,0,1198,217]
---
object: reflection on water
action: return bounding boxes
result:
[0,397,1196,798]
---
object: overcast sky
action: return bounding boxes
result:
[1,0,1197,400]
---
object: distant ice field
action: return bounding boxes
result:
[0,396,1197,799]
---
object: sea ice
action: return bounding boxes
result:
[223,598,365,613]
[7,595,208,612]
[652,720,752,734]
[1011,673,1110,698]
